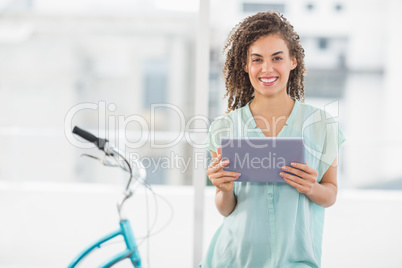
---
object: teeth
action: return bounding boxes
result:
[260,77,278,83]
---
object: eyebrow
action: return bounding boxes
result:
[250,51,284,57]
[272,51,284,56]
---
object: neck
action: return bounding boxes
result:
[250,93,294,118]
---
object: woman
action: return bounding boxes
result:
[202,11,345,268]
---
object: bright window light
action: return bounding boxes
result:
[154,0,198,12]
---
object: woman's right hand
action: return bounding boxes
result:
[206,147,241,193]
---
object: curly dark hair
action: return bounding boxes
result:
[222,11,305,112]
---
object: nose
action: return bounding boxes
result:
[262,61,273,73]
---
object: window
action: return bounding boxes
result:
[243,3,285,13]
[334,3,343,12]
[143,156,167,184]
[306,3,314,11]
[3,0,33,11]
[143,59,168,109]
[304,69,346,98]
[318,37,329,50]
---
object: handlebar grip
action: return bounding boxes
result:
[72,126,108,150]
[73,126,98,143]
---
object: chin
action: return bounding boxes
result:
[255,89,283,98]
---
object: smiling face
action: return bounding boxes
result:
[245,34,297,99]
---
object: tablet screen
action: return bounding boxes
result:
[221,137,305,183]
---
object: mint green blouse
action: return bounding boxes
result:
[201,99,346,268]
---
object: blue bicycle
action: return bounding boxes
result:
[68,126,147,268]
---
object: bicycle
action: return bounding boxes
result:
[68,126,147,268]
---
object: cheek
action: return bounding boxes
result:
[248,65,259,77]
[278,65,292,78]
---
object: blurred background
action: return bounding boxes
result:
[1,0,402,267]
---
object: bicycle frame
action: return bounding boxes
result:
[68,219,141,268]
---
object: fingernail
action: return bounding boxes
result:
[280,172,285,176]
[291,163,296,167]
[282,166,288,170]
[236,173,241,176]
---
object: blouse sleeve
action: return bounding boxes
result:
[204,116,233,154]
[204,120,219,153]
[316,116,346,179]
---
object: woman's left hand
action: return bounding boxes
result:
[280,162,318,194]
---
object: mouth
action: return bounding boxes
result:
[259,76,278,86]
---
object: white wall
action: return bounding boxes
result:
[1,182,402,268]
[0,182,193,268]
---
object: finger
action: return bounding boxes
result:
[207,163,223,176]
[280,172,304,186]
[281,174,307,193]
[290,162,316,175]
[207,160,229,177]
[207,168,219,176]
[217,146,221,156]
[279,172,304,188]
[209,154,222,168]
[210,176,239,186]
[209,171,240,180]
[281,166,305,178]
[218,159,230,168]
[207,160,233,177]
[209,174,239,185]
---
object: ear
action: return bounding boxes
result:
[244,64,248,73]
[291,57,297,70]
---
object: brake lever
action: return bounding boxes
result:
[80,154,101,161]
[80,154,120,168]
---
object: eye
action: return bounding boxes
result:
[273,56,283,61]
[252,58,262,62]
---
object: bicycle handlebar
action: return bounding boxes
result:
[72,126,149,219]
[73,126,108,151]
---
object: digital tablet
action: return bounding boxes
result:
[221,137,305,183]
